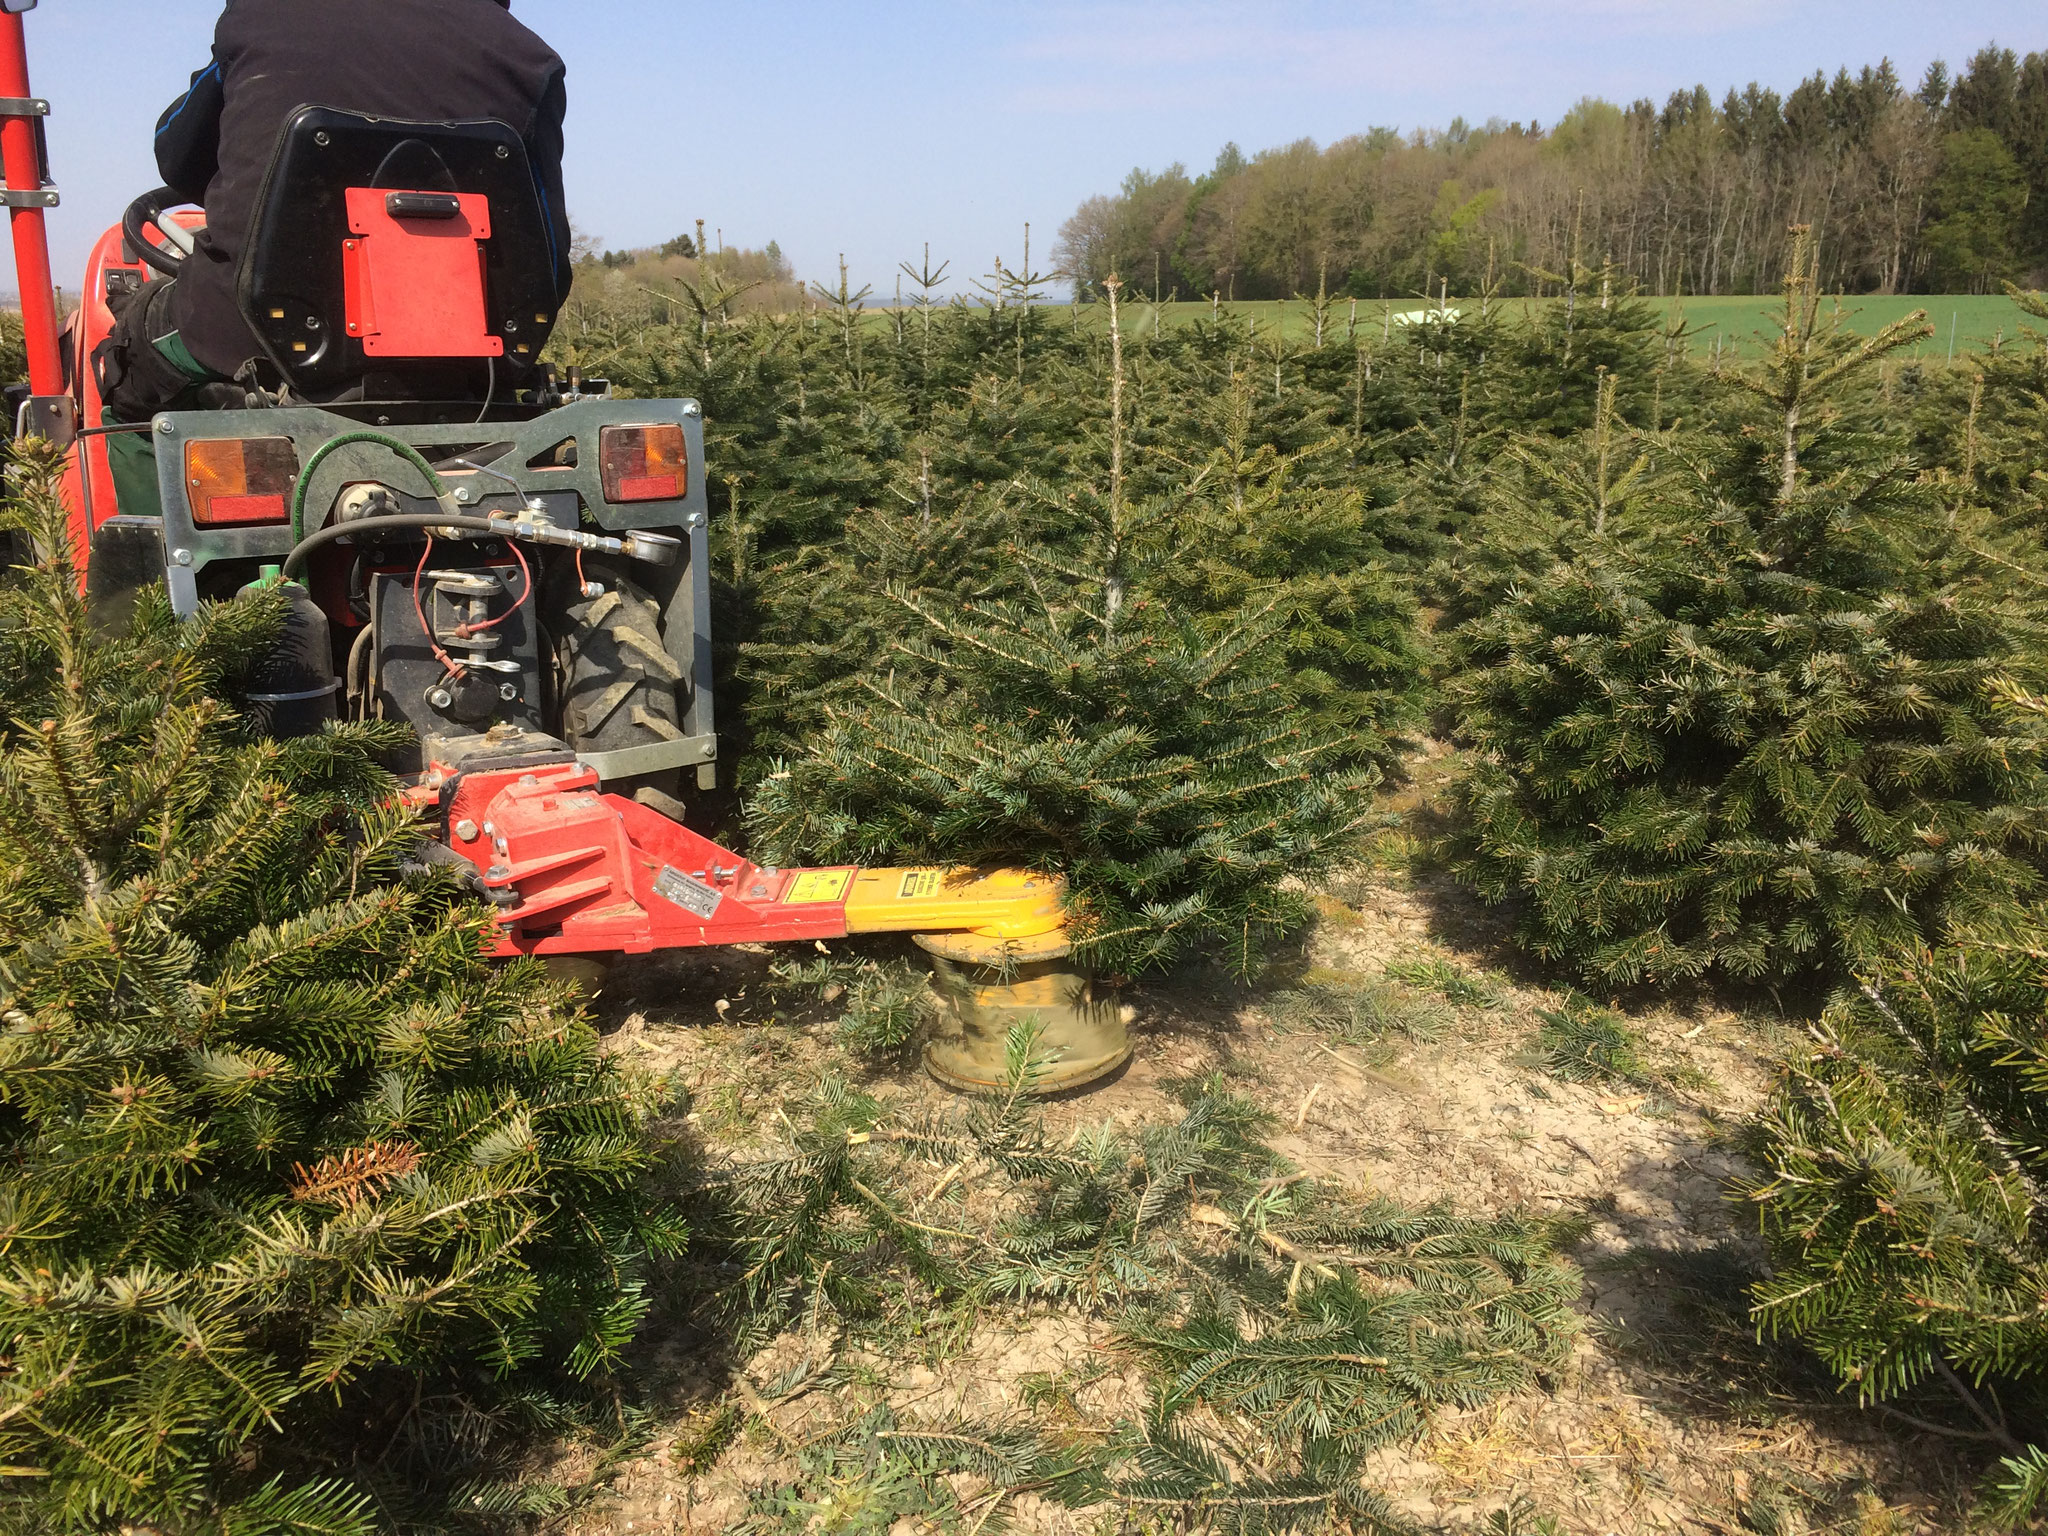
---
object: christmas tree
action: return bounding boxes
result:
[1450,232,2048,988]
[0,445,682,1533]
[1744,818,2048,1518]
[744,281,1394,978]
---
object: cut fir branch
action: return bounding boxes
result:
[700,1042,1579,1534]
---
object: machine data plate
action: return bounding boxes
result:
[654,866,723,919]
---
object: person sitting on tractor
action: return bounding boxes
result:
[94,0,572,426]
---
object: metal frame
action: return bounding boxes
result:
[149,396,717,786]
[0,5,62,395]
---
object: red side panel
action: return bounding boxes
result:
[61,214,205,562]
[442,761,855,957]
[341,188,501,359]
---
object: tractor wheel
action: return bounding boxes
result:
[553,560,692,822]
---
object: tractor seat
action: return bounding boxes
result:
[237,107,561,400]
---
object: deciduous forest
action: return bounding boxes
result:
[1055,43,2048,302]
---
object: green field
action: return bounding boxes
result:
[1062,291,2037,360]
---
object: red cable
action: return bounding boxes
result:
[411,536,465,679]
[575,543,588,595]
[456,537,533,636]
[414,535,536,684]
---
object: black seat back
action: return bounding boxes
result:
[238,106,560,396]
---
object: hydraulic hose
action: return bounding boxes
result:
[289,429,461,545]
[280,512,509,581]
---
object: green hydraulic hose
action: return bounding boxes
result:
[289,429,461,544]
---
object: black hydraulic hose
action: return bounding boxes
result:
[280,513,510,581]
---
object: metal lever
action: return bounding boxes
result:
[449,458,545,512]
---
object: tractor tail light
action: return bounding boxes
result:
[599,424,688,503]
[186,437,301,526]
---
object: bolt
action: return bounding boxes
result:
[681,401,701,416]
[170,548,193,566]
[304,315,319,330]
[453,486,472,503]
[494,143,510,159]
[427,686,453,710]
[314,130,331,147]
[155,418,174,434]
[499,682,519,702]
[454,819,479,842]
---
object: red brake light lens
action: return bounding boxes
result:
[186,437,300,526]
[599,424,688,503]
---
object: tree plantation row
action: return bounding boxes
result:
[6,233,2048,1530]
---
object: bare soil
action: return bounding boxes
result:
[559,753,1992,1535]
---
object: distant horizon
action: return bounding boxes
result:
[8,1,2043,301]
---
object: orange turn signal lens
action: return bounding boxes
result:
[599,424,688,503]
[186,437,300,526]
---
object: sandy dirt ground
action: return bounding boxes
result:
[556,755,1993,1535]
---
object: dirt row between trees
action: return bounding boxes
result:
[567,758,1982,1536]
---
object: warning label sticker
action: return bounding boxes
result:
[654,865,723,920]
[783,869,852,905]
[897,870,943,900]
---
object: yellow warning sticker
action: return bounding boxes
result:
[783,869,852,905]
[897,870,943,900]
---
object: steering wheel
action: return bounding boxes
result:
[122,186,200,277]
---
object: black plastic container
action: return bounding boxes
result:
[238,564,339,738]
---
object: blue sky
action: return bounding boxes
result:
[17,1,2048,301]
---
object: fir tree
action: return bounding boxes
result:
[744,280,1389,977]
[1743,852,2048,1519]
[0,446,683,1533]
[1143,370,1428,747]
[1450,233,2048,987]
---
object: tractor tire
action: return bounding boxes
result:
[553,560,692,822]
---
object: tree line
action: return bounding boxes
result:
[1056,43,2048,302]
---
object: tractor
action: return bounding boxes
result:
[0,2,1129,1091]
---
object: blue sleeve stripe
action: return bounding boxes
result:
[155,61,221,140]
[535,177,562,282]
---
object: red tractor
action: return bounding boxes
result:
[0,7,1128,1091]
